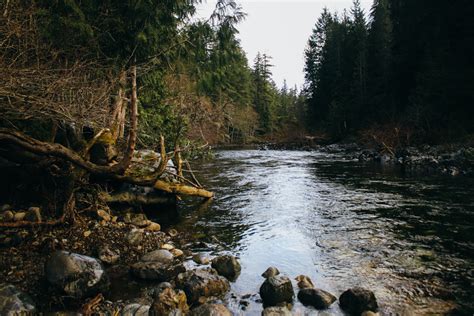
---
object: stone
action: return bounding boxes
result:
[2,211,14,222]
[259,275,294,306]
[339,287,378,315]
[295,275,314,289]
[171,249,184,258]
[98,246,120,265]
[83,230,92,237]
[176,269,230,305]
[97,209,111,222]
[142,249,174,264]
[150,287,189,315]
[146,222,161,232]
[262,306,293,316]
[45,251,108,298]
[211,255,241,280]
[13,212,26,222]
[189,303,232,316]
[297,288,336,309]
[25,207,42,222]
[168,229,178,237]
[361,312,379,316]
[262,267,280,279]
[192,254,210,265]
[161,243,175,250]
[126,228,144,245]
[120,303,150,316]
[0,283,36,315]
[131,261,185,282]
[124,213,150,227]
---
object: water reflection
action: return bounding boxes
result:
[176,150,474,315]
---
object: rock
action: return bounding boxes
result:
[131,261,185,281]
[297,288,336,309]
[262,306,293,316]
[168,229,178,237]
[361,312,379,316]
[211,255,241,280]
[126,228,144,245]
[150,287,189,315]
[120,303,150,316]
[1,205,12,212]
[146,222,161,232]
[13,212,26,222]
[45,251,108,298]
[25,207,42,222]
[161,243,175,250]
[339,287,378,315]
[295,275,314,289]
[97,209,111,222]
[2,211,14,222]
[142,249,174,264]
[124,213,150,227]
[0,283,36,315]
[190,303,232,316]
[192,254,210,265]
[83,230,92,237]
[176,269,230,305]
[171,248,184,258]
[98,246,120,265]
[262,267,280,279]
[259,275,294,306]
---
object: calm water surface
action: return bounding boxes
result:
[176,149,474,315]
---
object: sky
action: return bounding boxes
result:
[196,0,373,89]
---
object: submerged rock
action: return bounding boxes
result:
[176,268,230,305]
[121,303,150,316]
[150,287,189,315]
[297,288,336,309]
[261,267,280,279]
[211,255,241,280]
[339,287,378,315]
[190,303,232,316]
[45,251,108,298]
[262,306,293,316]
[0,283,36,315]
[259,275,294,306]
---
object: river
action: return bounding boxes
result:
[176,149,474,315]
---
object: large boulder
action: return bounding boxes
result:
[0,283,36,315]
[149,287,189,315]
[339,287,378,315]
[262,306,293,316]
[189,303,232,316]
[297,288,336,309]
[211,255,241,280]
[121,303,150,316]
[259,275,294,306]
[176,269,230,305]
[45,251,108,298]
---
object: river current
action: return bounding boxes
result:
[176,149,474,315]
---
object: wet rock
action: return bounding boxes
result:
[171,248,184,258]
[297,288,336,309]
[189,303,232,316]
[142,249,174,264]
[126,228,144,245]
[98,246,120,265]
[150,287,189,315]
[25,207,42,222]
[339,287,378,315]
[13,212,26,222]
[262,306,293,316]
[211,255,241,280]
[0,283,36,315]
[259,275,294,306]
[120,303,150,316]
[2,211,14,222]
[176,268,230,305]
[131,261,185,282]
[97,209,111,222]
[262,267,280,279]
[146,222,161,232]
[295,275,314,289]
[45,251,108,298]
[193,253,210,265]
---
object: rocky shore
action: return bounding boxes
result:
[0,203,382,315]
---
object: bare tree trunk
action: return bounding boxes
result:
[111,70,127,141]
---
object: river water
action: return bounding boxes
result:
[176,149,474,315]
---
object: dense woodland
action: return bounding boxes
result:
[304,0,474,143]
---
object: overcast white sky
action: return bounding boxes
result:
[196,0,372,89]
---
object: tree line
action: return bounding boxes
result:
[304,0,474,142]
